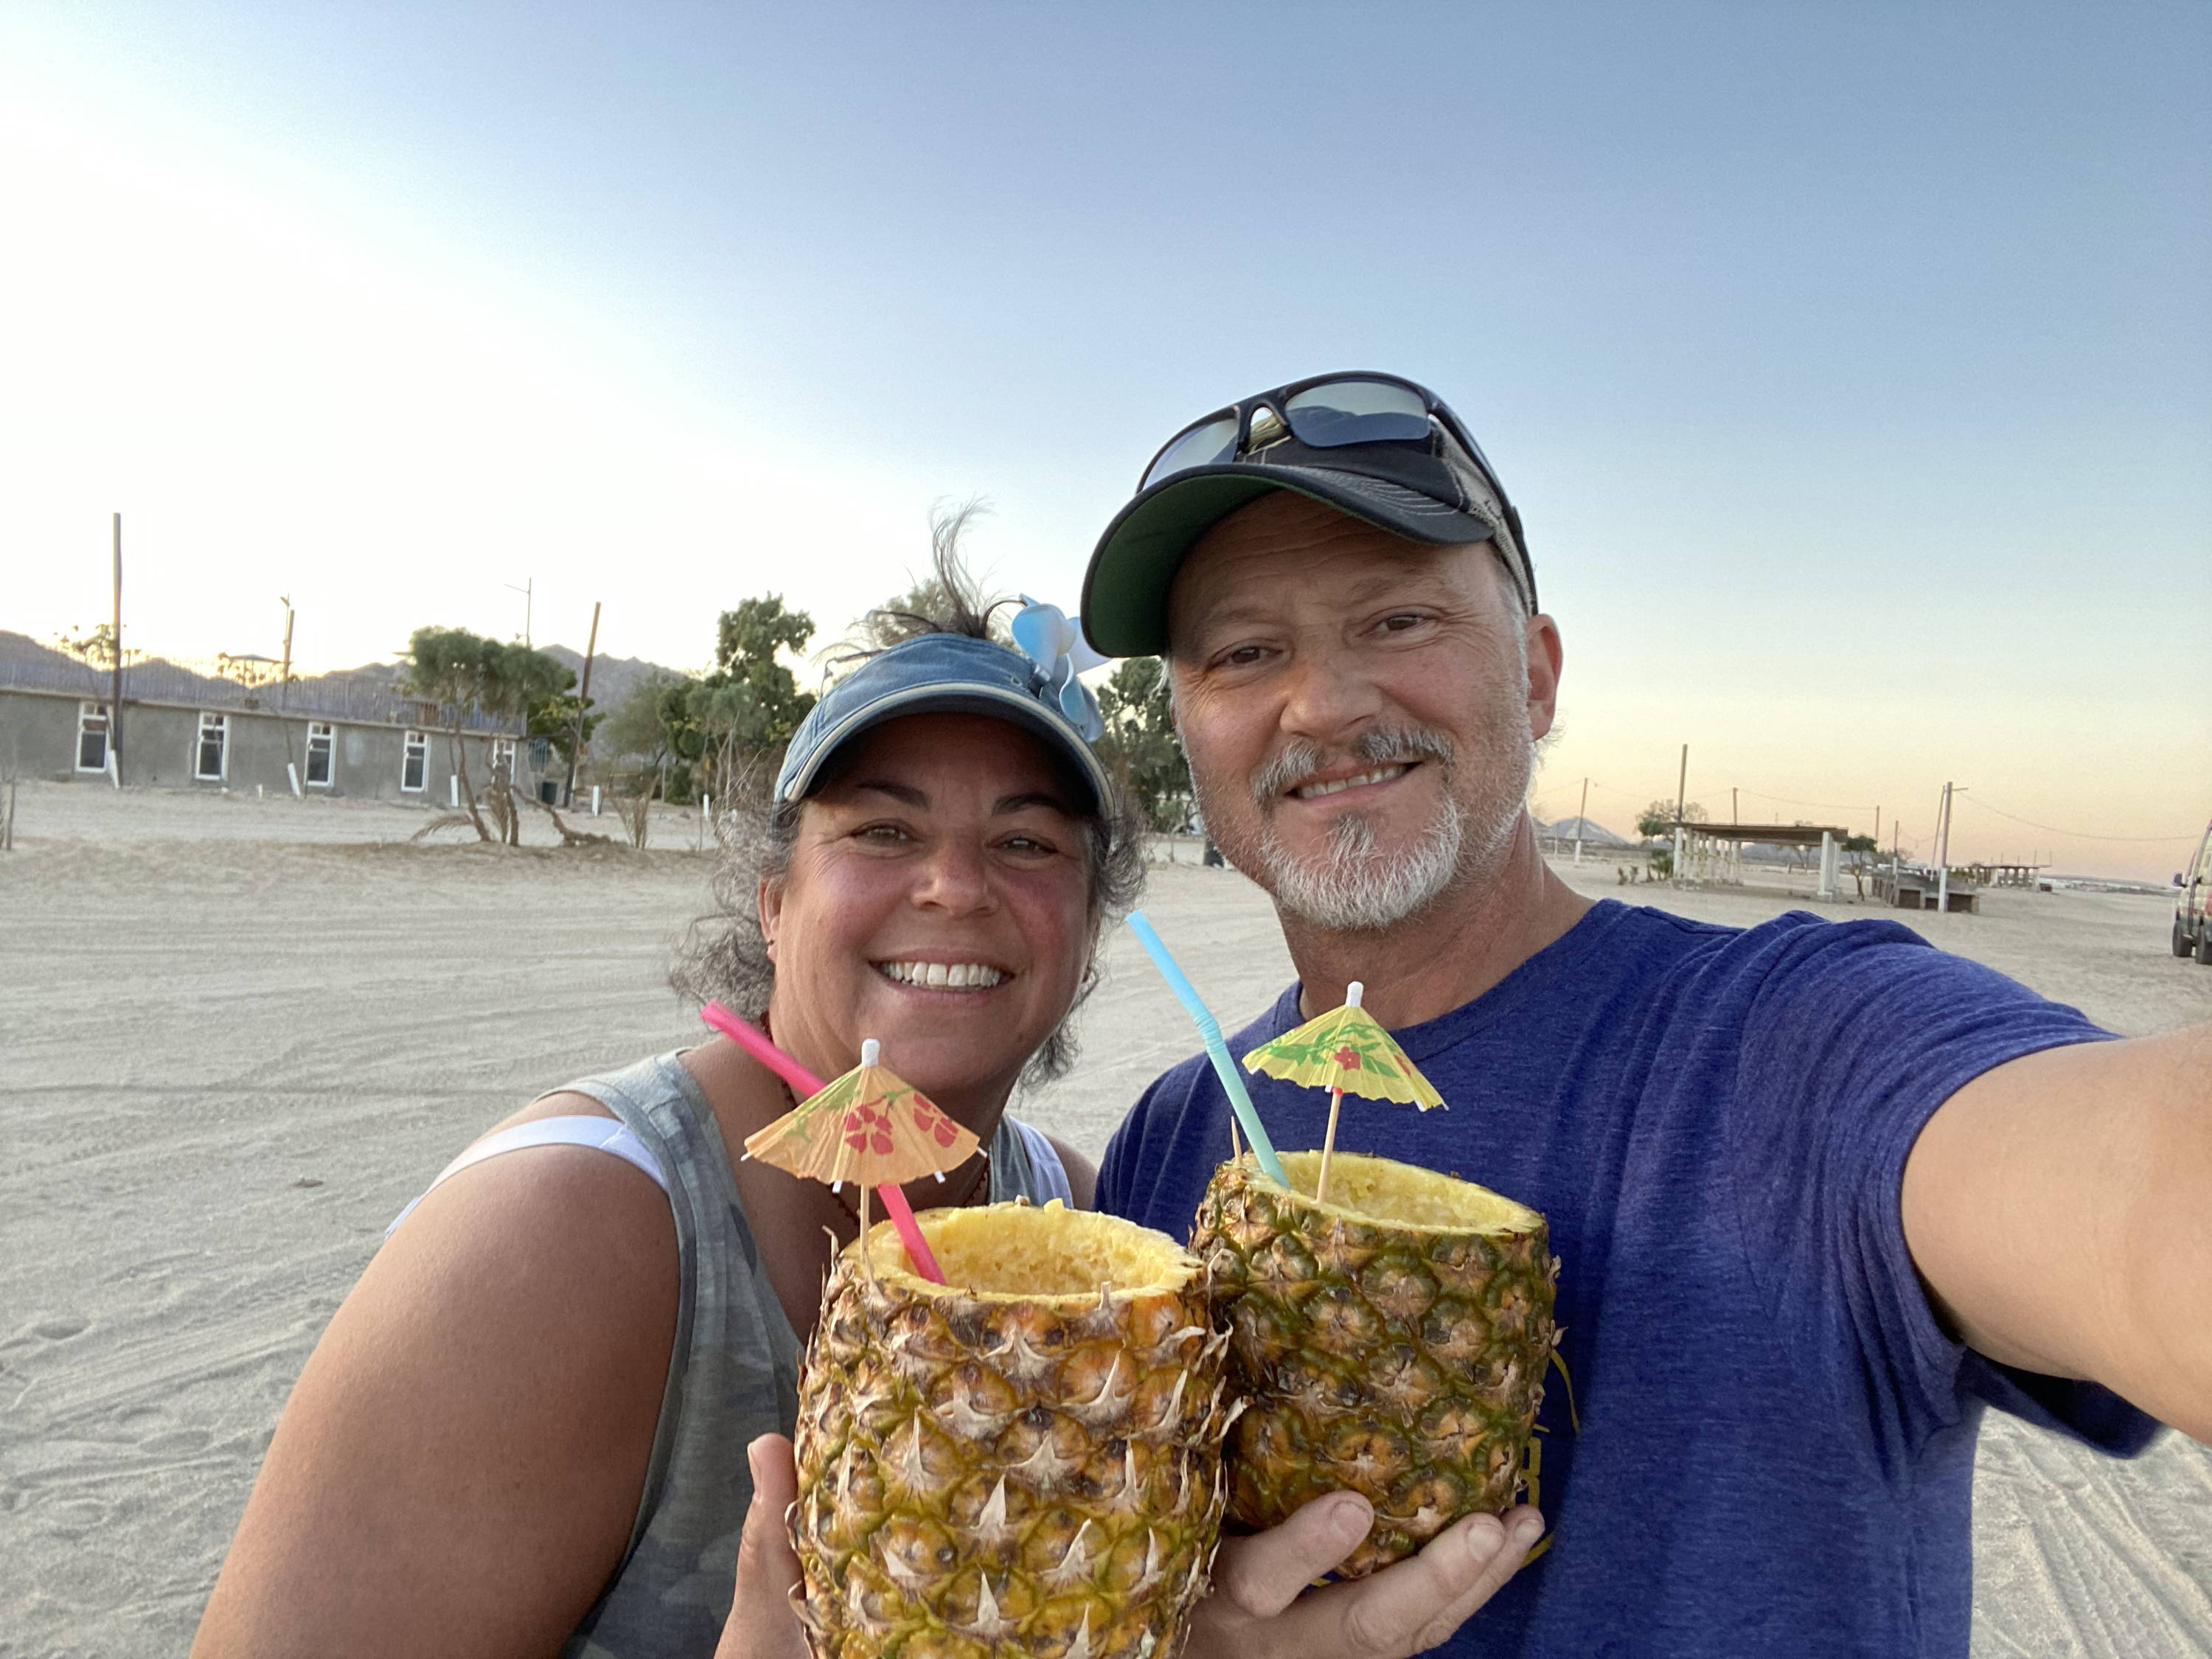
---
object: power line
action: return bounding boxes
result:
[1735,786,1877,814]
[1952,795,2203,844]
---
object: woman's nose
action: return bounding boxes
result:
[910,840,995,914]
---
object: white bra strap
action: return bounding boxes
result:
[386,1115,669,1237]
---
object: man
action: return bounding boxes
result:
[1077,372,2209,1655]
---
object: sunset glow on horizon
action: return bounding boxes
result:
[1,5,2203,881]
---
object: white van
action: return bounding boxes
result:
[2175,818,2212,962]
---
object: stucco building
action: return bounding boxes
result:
[0,655,548,807]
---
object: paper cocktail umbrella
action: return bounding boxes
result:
[703,1001,973,1283]
[1241,981,1444,1204]
[741,1037,981,1282]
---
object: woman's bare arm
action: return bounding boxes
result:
[191,1145,678,1658]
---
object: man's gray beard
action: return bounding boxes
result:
[1214,726,1531,933]
[1259,793,1470,932]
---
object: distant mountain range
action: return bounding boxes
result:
[540,644,685,720]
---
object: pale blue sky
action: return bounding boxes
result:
[1,3,2205,874]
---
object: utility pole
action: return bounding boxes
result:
[110,513,125,778]
[1672,743,1688,885]
[566,600,601,807]
[1573,776,1589,865]
[507,578,535,647]
[1935,782,1955,914]
[278,595,296,711]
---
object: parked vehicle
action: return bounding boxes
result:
[2174,818,2212,962]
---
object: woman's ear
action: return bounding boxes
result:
[759,877,784,964]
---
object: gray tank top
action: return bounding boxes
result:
[544,1051,1063,1658]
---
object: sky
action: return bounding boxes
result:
[1,2,2206,878]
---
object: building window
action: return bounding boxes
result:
[529,736,552,769]
[305,723,335,787]
[401,730,428,793]
[195,712,229,781]
[76,703,110,772]
[490,737,516,781]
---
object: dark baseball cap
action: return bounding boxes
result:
[775,631,1111,814]
[1079,372,1534,658]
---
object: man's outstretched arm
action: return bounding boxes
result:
[1902,1021,2212,1441]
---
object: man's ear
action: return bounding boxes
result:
[759,877,784,964]
[1524,613,1565,742]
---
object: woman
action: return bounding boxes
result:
[191,554,1143,1658]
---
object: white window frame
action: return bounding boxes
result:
[75,703,110,773]
[401,730,429,793]
[195,711,229,782]
[305,721,335,787]
[490,736,516,782]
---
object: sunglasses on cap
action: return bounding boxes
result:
[1079,369,1537,657]
[1139,371,1511,502]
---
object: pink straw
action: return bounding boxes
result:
[698,1002,948,1283]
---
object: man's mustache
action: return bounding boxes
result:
[1249,726,1457,805]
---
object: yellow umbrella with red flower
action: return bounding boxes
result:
[741,1037,981,1281]
[1242,982,1444,1205]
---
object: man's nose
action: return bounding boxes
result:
[910,838,995,914]
[1276,637,1385,744]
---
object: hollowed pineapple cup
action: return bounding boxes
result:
[1190,1152,1557,1579]
[791,1200,1240,1659]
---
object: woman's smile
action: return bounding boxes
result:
[871,956,1012,991]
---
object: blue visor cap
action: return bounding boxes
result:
[774,632,1112,815]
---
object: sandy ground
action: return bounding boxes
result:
[1,779,2207,1658]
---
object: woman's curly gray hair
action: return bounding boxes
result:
[669,504,1146,1088]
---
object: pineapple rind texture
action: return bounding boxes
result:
[1190,1152,1557,1579]
[790,1202,1238,1659]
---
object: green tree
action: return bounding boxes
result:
[1636,799,1707,840]
[405,627,498,840]
[595,672,686,848]
[527,688,602,785]
[1843,831,1881,899]
[1095,656,1193,833]
[599,672,682,771]
[854,576,961,651]
[675,596,817,802]
[403,627,572,843]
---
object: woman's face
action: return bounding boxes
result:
[759,712,1095,1115]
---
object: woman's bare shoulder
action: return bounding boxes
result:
[192,1141,679,1658]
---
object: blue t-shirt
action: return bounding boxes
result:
[1096,900,2157,1658]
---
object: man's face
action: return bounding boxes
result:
[1166,493,1562,931]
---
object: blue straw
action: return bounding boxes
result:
[1125,911,1287,1184]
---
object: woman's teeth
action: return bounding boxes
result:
[1293,764,1409,800]
[876,961,1006,990]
